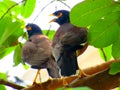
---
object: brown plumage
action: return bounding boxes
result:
[50,10,88,76]
[53,23,87,47]
[22,23,60,79]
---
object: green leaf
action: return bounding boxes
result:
[112,34,120,59]
[13,45,22,66]
[21,0,36,18]
[117,86,120,90]
[43,30,55,40]
[0,72,6,90]
[98,45,112,61]
[0,0,16,18]
[0,16,24,59]
[0,16,24,46]
[109,62,120,75]
[0,85,6,90]
[87,12,120,47]
[2,24,24,47]
[0,46,15,59]
[70,0,118,27]
[0,72,7,90]
[22,64,30,69]
[0,72,6,80]
[10,5,22,17]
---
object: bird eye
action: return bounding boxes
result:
[58,12,63,18]
[26,26,32,31]
[29,39,32,42]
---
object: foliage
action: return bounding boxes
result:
[109,62,120,75]
[0,72,7,90]
[0,0,36,89]
[0,0,36,63]
[21,0,36,18]
[43,30,55,40]
[0,0,120,89]
[70,0,120,76]
[13,44,22,66]
[70,0,120,60]
[98,45,112,61]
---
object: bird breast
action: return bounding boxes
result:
[22,35,52,66]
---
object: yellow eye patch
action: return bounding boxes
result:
[26,26,32,31]
[58,12,63,18]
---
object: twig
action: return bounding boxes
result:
[46,25,52,36]
[33,0,55,22]
[58,1,71,9]
[0,79,24,89]
[33,0,71,22]
[100,48,107,61]
[0,0,24,21]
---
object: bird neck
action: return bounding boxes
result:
[28,32,42,38]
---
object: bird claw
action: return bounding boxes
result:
[78,68,90,78]
[32,69,41,85]
[62,77,69,87]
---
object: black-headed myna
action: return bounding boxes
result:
[22,23,60,83]
[50,10,88,76]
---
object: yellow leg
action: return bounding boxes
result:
[78,67,90,78]
[32,69,40,85]
[62,77,68,87]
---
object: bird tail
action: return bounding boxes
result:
[47,56,60,78]
[57,51,78,76]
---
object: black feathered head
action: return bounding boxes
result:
[25,23,42,38]
[49,10,70,25]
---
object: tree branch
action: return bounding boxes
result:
[0,60,119,90]
[80,59,117,76]
[0,79,24,89]
[68,69,120,90]
[22,60,120,90]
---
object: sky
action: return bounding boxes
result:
[0,0,83,88]
[25,0,83,30]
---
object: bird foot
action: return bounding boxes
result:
[78,68,91,78]
[32,69,41,85]
[62,77,68,87]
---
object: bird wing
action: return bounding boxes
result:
[61,27,88,46]
[52,23,73,47]
[52,23,88,76]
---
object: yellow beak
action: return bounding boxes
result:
[49,18,56,23]
[49,14,55,16]
[49,12,63,23]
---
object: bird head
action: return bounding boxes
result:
[25,23,43,38]
[49,10,70,25]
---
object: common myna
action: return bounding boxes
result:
[22,23,60,83]
[49,10,88,76]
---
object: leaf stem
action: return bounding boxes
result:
[0,0,24,21]
[100,48,107,61]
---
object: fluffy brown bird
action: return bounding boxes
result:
[22,23,60,83]
[50,10,88,76]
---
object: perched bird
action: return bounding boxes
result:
[22,23,60,83]
[49,10,88,76]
